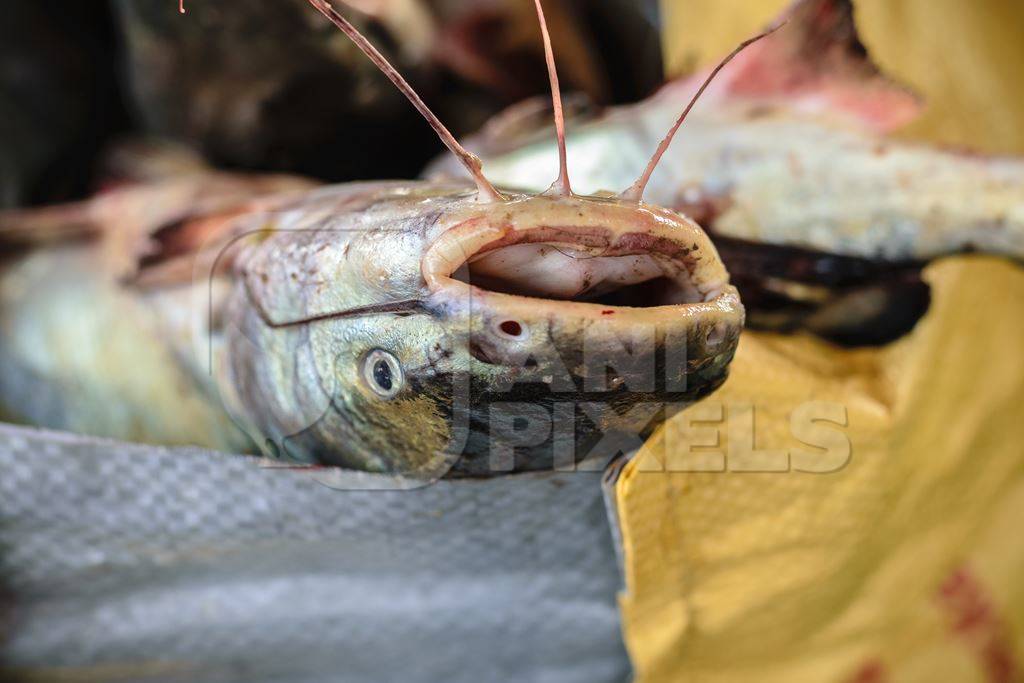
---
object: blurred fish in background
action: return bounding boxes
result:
[0,0,663,205]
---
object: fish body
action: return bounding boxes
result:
[0,245,252,452]
[0,176,743,476]
[437,95,1024,262]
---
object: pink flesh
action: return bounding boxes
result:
[470,245,660,298]
[657,6,923,134]
[464,243,703,305]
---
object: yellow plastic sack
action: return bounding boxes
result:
[615,256,1024,682]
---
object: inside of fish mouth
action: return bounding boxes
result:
[453,235,706,308]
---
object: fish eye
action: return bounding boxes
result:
[362,349,403,399]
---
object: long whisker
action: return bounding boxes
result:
[533,0,572,195]
[305,0,504,202]
[621,22,785,202]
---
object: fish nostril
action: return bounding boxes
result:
[706,323,726,347]
[498,320,526,338]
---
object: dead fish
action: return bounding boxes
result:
[435,0,1024,262]
[0,0,750,477]
[429,0,1024,343]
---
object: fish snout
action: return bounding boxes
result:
[417,192,744,473]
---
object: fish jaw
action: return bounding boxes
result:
[420,192,744,474]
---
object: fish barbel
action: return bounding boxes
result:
[0,0,751,476]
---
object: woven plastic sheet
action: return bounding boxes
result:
[0,425,629,683]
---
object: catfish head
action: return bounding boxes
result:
[219,181,742,477]
[211,0,761,477]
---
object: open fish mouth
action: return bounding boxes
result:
[457,229,710,307]
[416,192,743,475]
[422,193,740,327]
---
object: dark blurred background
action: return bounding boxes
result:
[0,0,662,208]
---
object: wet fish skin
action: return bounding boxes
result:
[0,177,743,476]
[215,182,742,475]
[0,245,256,453]
[432,92,1024,263]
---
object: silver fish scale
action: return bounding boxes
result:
[0,424,629,683]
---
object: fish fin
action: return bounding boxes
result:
[0,172,315,285]
[127,177,316,287]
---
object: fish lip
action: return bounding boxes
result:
[424,282,743,338]
[421,194,742,322]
